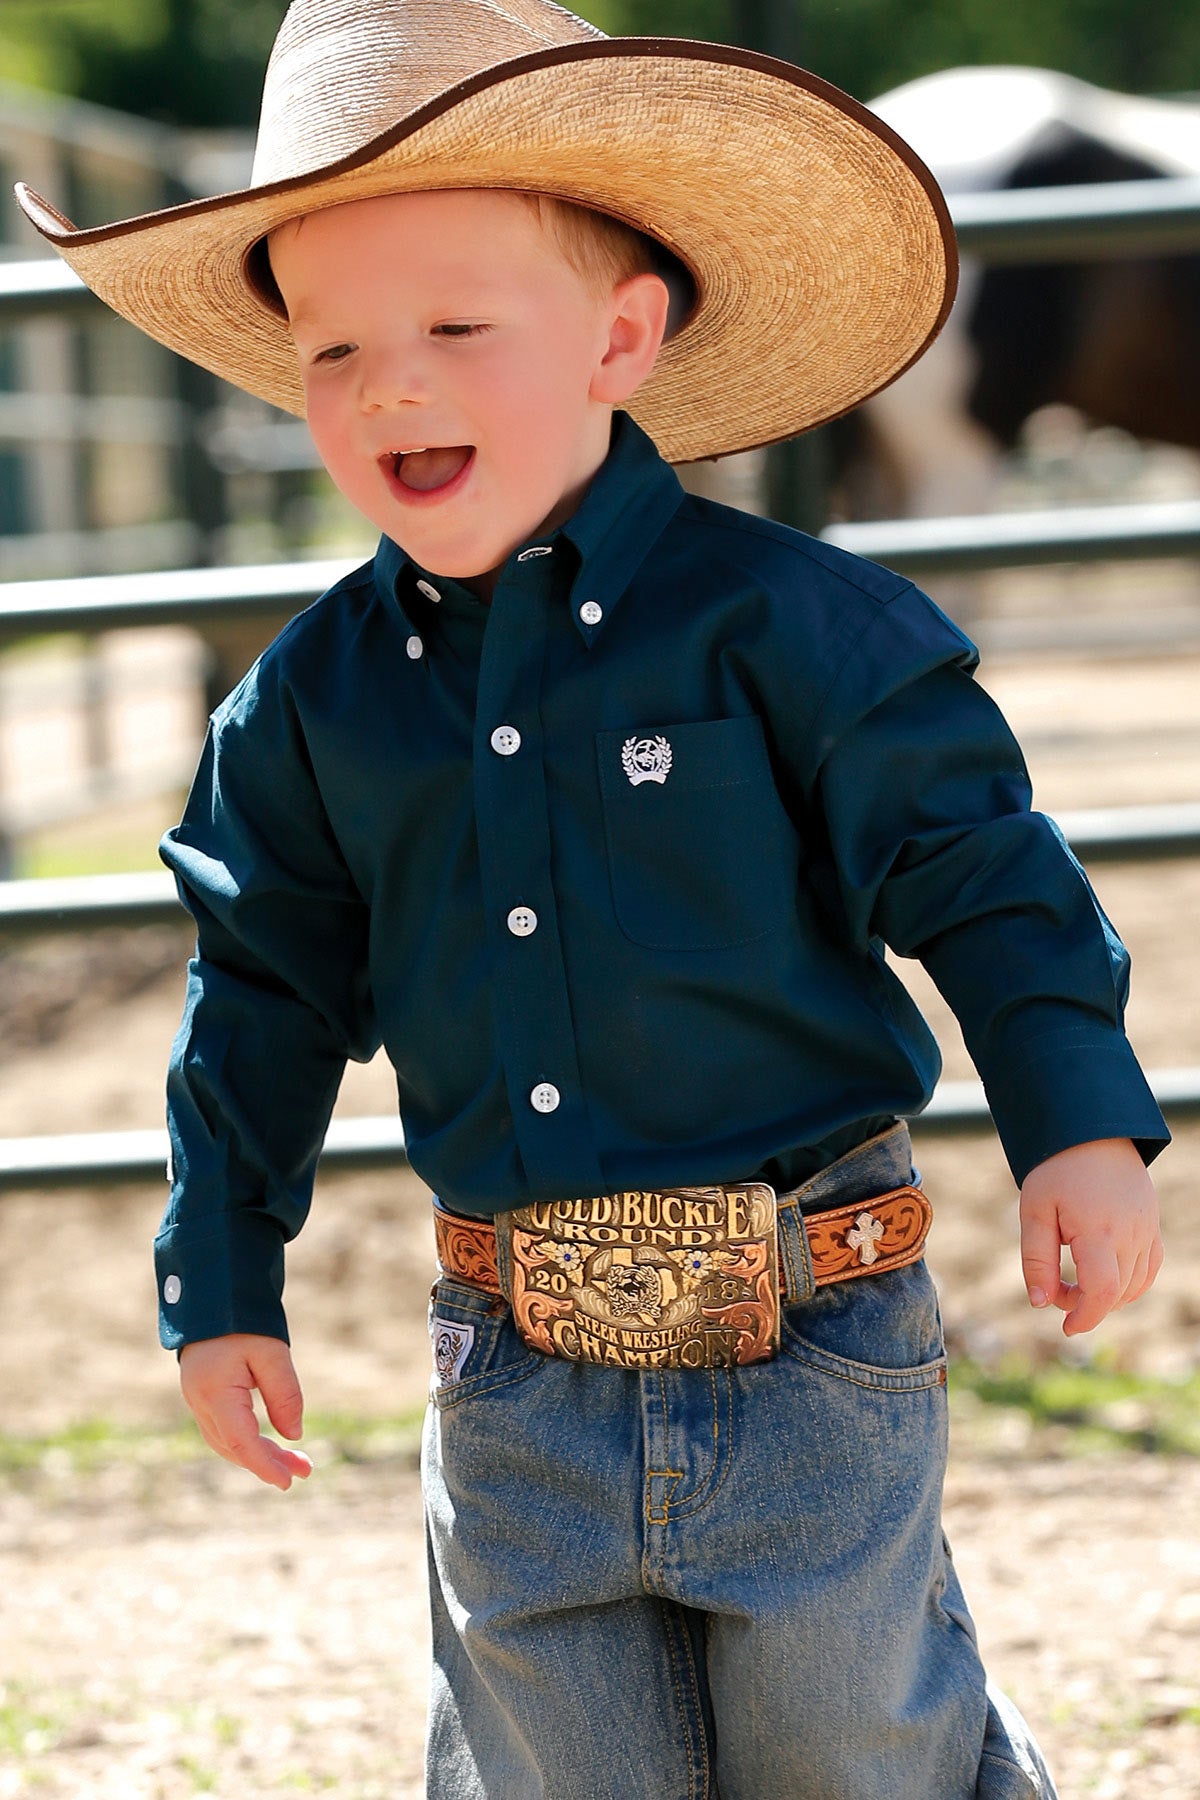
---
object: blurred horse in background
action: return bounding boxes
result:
[830,66,1200,521]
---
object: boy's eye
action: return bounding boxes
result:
[313,344,354,364]
[433,323,492,338]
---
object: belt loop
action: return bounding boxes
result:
[493,1211,515,1303]
[777,1201,816,1304]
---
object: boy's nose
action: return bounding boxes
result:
[360,348,433,412]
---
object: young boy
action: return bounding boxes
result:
[17,1,1167,1794]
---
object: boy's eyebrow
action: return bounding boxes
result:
[285,276,513,332]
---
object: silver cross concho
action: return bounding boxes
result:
[622,735,673,785]
[846,1210,885,1266]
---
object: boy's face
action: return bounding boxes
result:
[268,189,665,594]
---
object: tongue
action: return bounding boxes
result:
[399,446,472,492]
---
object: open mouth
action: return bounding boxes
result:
[384,445,475,496]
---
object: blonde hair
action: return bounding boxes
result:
[513,192,694,337]
[515,192,659,293]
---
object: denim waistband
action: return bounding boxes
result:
[779,1120,915,1214]
[775,1121,917,1304]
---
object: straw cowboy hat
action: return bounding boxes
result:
[13,0,957,465]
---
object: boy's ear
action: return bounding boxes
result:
[589,273,671,406]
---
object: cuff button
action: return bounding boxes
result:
[163,1275,182,1305]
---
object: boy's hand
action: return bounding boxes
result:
[1018,1137,1163,1336]
[179,1333,313,1489]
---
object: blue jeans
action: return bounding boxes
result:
[421,1125,1056,1799]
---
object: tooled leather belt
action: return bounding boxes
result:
[432,1180,933,1370]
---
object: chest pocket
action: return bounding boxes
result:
[596,716,798,951]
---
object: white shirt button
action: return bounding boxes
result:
[163,1275,182,1305]
[579,600,603,626]
[490,725,521,755]
[406,634,424,659]
[530,1082,561,1114]
[507,906,538,937]
[416,579,441,602]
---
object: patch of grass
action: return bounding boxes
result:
[20,832,168,879]
[0,1681,87,1760]
[948,1353,1200,1456]
[17,802,183,880]
[296,1410,426,1467]
[0,1410,426,1483]
[0,1417,200,1478]
[177,1756,219,1792]
[0,1693,61,1758]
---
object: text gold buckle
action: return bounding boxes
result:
[497,1185,780,1369]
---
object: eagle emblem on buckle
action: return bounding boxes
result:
[622,735,673,785]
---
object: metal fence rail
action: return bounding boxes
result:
[5,1066,1199,1191]
[0,557,354,641]
[949,173,1200,261]
[824,499,1200,575]
[0,1115,410,1191]
[2,497,1198,645]
[5,802,1200,938]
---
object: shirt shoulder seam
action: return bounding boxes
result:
[210,559,378,736]
[673,496,913,607]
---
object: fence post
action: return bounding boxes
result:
[729,0,834,536]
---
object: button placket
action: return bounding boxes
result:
[472,577,603,1196]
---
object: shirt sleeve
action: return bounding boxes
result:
[796,581,1169,1185]
[154,646,380,1352]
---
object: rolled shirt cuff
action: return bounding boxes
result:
[155,1208,290,1353]
[979,1024,1171,1186]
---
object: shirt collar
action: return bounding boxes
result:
[555,410,685,644]
[373,410,684,647]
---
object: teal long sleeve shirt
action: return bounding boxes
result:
[155,410,1169,1350]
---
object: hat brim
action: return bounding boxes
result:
[14,39,957,464]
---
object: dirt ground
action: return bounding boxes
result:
[2,638,1200,1797]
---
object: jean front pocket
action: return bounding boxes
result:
[780,1257,947,1391]
[428,1277,545,1411]
[596,715,798,950]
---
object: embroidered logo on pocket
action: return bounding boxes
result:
[432,1319,475,1384]
[621,735,672,786]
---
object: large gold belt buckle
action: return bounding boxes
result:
[498,1185,780,1369]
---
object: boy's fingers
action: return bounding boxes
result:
[255,1347,306,1441]
[1117,1231,1165,1310]
[1061,1240,1122,1335]
[209,1386,311,1488]
[1113,1242,1151,1311]
[1019,1208,1067,1310]
[180,1339,311,1489]
[1147,1229,1166,1289]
